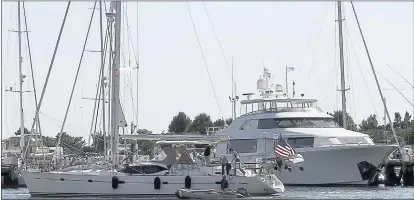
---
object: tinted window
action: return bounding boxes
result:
[141,165,167,174]
[309,119,326,128]
[277,119,295,128]
[324,119,339,128]
[258,119,278,129]
[291,119,314,128]
[287,137,314,148]
[258,118,340,129]
[228,139,257,153]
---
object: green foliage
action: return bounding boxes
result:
[394,112,402,128]
[360,111,414,145]
[188,113,213,134]
[168,112,192,134]
[327,110,357,131]
[56,132,85,155]
[14,127,30,136]
[42,135,57,147]
[91,131,110,154]
[359,114,379,132]
[213,119,225,127]
[136,129,156,156]
[225,118,233,126]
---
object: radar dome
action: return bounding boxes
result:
[257,78,266,91]
[275,84,284,93]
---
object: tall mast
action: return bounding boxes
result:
[99,1,107,160]
[337,1,347,129]
[106,9,114,158]
[17,1,26,154]
[110,1,121,169]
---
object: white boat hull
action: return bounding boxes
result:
[23,171,282,197]
[233,144,397,185]
[277,145,397,185]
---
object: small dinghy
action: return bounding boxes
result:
[175,188,247,199]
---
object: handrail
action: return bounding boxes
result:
[240,107,324,117]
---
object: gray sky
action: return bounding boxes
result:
[1,1,413,139]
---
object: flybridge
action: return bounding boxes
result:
[238,68,322,116]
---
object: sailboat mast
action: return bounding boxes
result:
[110,1,121,168]
[17,1,26,154]
[337,1,347,129]
[99,1,107,160]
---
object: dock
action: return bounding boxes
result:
[1,164,19,188]
[383,159,414,186]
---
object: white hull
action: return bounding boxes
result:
[279,145,397,185]
[237,145,397,185]
[233,145,398,185]
[23,171,283,197]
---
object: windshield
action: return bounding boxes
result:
[258,118,340,129]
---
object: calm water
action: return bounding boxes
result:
[2,186,413,199]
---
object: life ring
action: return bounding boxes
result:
[112,176,119,189]
[184,175,191,189]
[154,177,161,189]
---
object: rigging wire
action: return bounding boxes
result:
[88,12,111,145]
[186,2,224,121]
[54,1,98,161]
[121,2,139,125]
[24,1,72,160]
[350,1,401,150]
[343,17,379,121]
[202,3,239,95]
[305,5,329,86]
[386,64,414,89]
[4,4,15,137]
[341,4,357,121]
[379,73,414,107]
[136,0,140,129]
[334,2,339,122]
[22,2,43,136]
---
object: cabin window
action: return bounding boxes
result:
[291,119,314,128]
[141,165,167,174]
[287,137,314,148]
[228,139,257,153]
[240,120,251,130]
[277,119,295,128]
[323,119,340,128]
[258,119,278,129]
[258,118,340,129]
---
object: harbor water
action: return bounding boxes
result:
[2,186,413,199]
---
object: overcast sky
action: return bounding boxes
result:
[1,1,413,140]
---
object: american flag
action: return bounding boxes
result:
[275,135,295,158]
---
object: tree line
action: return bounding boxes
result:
[10,110,414,157]
[328,110,414,145]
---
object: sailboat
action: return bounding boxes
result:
[22,1,284,197]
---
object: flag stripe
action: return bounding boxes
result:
[274,135,296,158]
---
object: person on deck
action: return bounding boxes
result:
[220,154,228,175]
[204,145,211,166]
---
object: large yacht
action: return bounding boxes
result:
[215,68,398,185]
